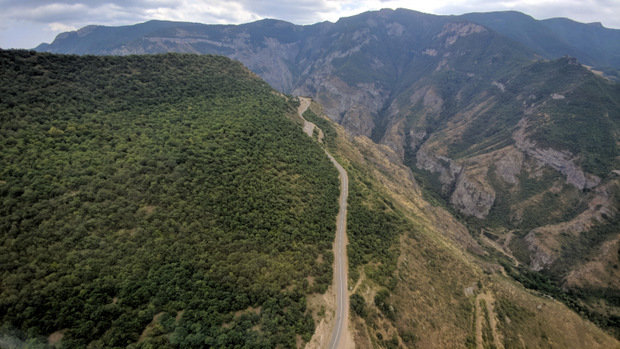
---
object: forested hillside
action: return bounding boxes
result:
[0,50,340,348]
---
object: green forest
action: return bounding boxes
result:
[0,50,340,348]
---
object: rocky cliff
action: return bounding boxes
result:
[513,117,601,190]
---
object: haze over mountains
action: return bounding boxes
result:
[36,9,620,80]
[2,7,620,348]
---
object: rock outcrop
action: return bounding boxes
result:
[524,231,557,271]
[415,147,463,194]
[436,22,487,46]
[450,170,496,219]
[495,149,524,185]
[380,118,407,161]
[294,77,388,137]
[339,106,376,137]
[415,147,496,218]
[513,117,601,190]
[524,183,617,271]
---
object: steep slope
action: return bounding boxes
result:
[304,99,619,348]
[377,47,620,333]
[0,50,340,348]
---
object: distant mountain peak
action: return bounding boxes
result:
[76,25,99,36]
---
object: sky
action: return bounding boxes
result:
[1,0,619,49]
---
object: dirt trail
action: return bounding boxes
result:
[298,97,353,349]
[475,293,503,349]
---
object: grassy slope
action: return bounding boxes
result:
[0,50,340,348]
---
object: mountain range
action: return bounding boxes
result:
[4,7,620,348]
[36,9,620,82]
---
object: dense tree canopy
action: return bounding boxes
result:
[0,50,339,348]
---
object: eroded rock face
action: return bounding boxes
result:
[513,118,601,190]
[340,106,376,137]
[524,183,617,271]
[495,149,524,185]
[450,170,496,219]
[436,22,487,46]
[231,37,299,93]
[352,135,486,256]
[386,22,405,36]
[381,118,407,161]
[293,76,389,136]
[409,129,427,153]
[422,88,443,112]
[415,147,496,218]
[415,147,463,194]
[378,88,438,160]
[525,231,556,271]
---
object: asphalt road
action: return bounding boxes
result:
[297,98,349,349]
[325,152,349,349]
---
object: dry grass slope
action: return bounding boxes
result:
[309,100,620,348]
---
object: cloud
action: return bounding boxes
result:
[239,0,335,21]
[432,0,620,28]
[48,22,78,32]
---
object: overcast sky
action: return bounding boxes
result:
[1,0,619,49]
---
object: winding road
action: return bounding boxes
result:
[298,98,350,349]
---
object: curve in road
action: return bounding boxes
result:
[297,98,350,349]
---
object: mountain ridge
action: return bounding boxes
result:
[36,9,620,74]
[457,10,620,73]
